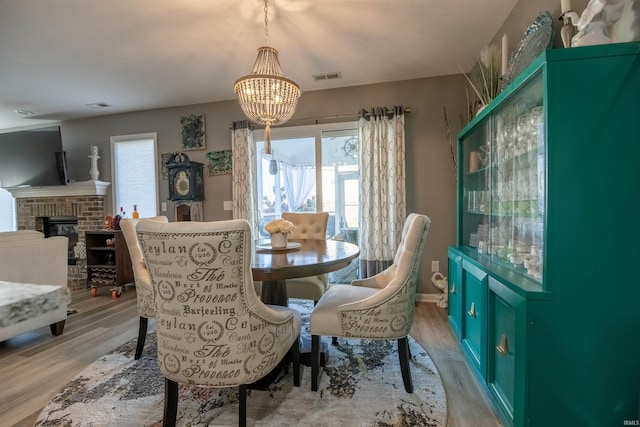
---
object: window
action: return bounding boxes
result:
[111,133,158,218]
[0,188,16,232]
[254,123,359,241]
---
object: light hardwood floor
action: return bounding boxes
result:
[0,288,502,427]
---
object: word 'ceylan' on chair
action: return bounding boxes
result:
[137,219,302,427]
[309,213,431,393]
[281,212,329,304]
[120,216,168,360]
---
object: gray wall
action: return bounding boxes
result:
[58,0,592,295]
[61,75,468,296]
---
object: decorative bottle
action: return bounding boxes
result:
[132,205,139,219]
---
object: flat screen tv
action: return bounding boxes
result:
[0,126,68,187]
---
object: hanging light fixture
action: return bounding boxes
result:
[234,0,301,155]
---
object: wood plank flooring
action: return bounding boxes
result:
[0,288,502,426]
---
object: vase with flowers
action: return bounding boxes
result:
[264,218,296,248]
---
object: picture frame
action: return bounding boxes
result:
[160,152,173,179]
[180,113,206,151]
[206,150,232,176]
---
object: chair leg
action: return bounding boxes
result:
[292,336,301,387]
[311,335,320,391]
[135,316,148,360]
[163,378,178,427]
[398,337,413,393]
[239,384,247,427]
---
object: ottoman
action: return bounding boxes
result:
[0,281,71,342]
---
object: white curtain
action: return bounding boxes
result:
[358,106,407,277]
[283,165,315,212]
[231,120,259,237]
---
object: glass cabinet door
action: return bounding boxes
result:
[461,72,546,285]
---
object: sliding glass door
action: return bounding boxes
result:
[254,124,360,282]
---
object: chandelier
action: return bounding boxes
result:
[234,0,301,155]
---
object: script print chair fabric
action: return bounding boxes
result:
[137,219,301,427]
[281,212,329,303]
[120,216,168,360]
[310,213,431,392]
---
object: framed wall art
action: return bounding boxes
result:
[180,113,206,151]
[160,152,174,179]
[206,150,232,176]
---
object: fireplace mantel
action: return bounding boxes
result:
[6,181,110,199]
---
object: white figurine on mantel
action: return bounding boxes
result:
[565,0,625,47]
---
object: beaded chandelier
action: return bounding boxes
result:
[233,0,301,154]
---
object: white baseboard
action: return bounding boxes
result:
[416,293,440,303]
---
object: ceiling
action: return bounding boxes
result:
[0,0,518,132]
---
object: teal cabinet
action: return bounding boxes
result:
[451,42,640,427]
[447,248,462,339]
[487,276,527,426]
[461,258,487,377]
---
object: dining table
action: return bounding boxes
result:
[252,238,360,307]
[250,238,359,376]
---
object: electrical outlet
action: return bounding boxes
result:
[431,260,440,272]
[161,202,167,212]
[223,201,233,211]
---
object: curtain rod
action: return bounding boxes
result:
[282,106,411,127]
[231,107,411,129]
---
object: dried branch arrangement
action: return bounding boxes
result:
[459,45,502,107]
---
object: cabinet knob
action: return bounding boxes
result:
[497,334,509,356]
[467,302,477,318]
[449,283,457,294]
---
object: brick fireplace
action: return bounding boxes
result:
[8,181,110,290]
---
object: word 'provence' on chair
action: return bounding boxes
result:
[119,216,168,360]
[309,213,431,393]
[281,212,329,303]
[137,219,302,427]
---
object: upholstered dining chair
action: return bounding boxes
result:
[309,213,431,393]
[136,219,302,427]
[281,212,329,303]
[119,216,168,360]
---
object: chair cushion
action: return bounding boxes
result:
[285,274,327,301]
[309,284,378,336]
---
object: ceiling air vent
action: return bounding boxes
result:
[313,72,342,82]
[85,102,112,109]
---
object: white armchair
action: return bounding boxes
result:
[281,212,329,303]
[309,213,431,392]
[119,216,168,359]
[137,219,302,427]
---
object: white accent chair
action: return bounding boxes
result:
[309,213,431,392]
[137,219,302,427]
[281,212,329,303]
[119,216,168,359]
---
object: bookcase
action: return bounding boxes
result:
[85,230,133,298]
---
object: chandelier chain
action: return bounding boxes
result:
[263,0,269,45]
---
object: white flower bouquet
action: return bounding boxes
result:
[264,218,295,235]
[265,218,295,248]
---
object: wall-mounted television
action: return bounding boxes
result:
[0,126,67,187]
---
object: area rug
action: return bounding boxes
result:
[36,300,446,426]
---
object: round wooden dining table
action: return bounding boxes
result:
[252,238,360,306]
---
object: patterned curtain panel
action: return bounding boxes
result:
[231,120,259,237]
[358,106,407,277]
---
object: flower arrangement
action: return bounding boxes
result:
[458,44,502,108]
[264,218,295,235]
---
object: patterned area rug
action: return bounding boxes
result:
[36,300,446,426]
